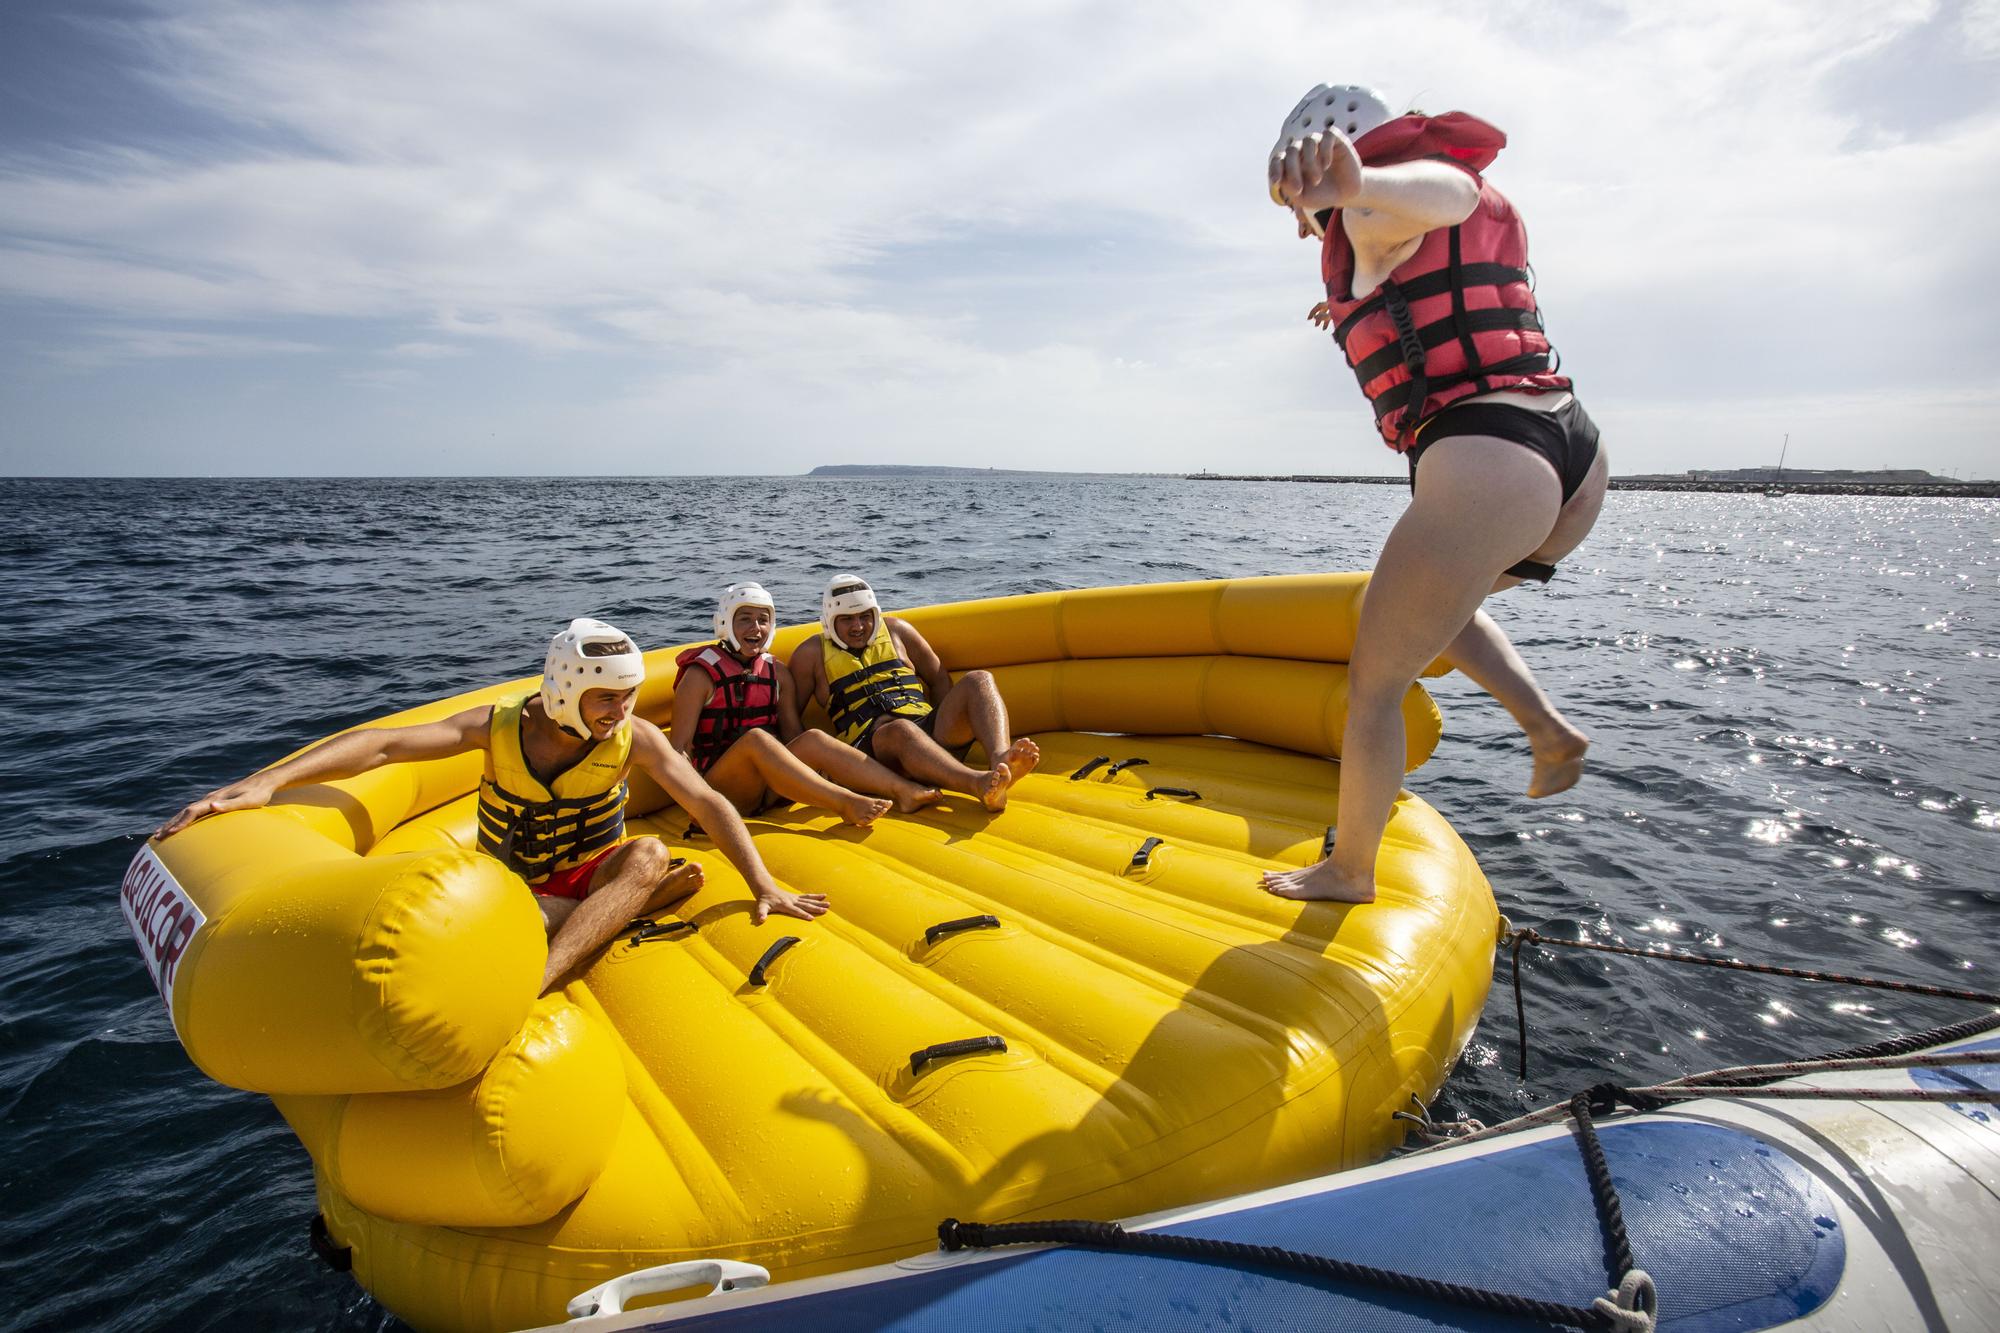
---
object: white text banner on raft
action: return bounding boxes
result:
[120,844,204,1035]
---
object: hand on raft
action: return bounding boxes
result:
[155,776,277,840]
[753,881,831,924]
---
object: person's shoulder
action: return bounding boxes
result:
[443,702,497,745]
[788,634,825,663]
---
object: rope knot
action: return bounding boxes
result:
[1592,1268,1657,1333]
[1584,1083,1624,1117]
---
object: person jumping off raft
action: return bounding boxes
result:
[1261,85,1604,904]
[155,618,829,995]
[788,575,1040,811]
[670,581,940,822]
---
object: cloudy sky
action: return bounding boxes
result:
[3,0,1997,477]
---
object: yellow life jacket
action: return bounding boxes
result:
[475,694,631,885]
[823,620,933,746]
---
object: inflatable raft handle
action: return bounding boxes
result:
[1068,755,1111,781]
[566,1258,772,1318]
[924,915,1002,946]
[1127,837,1165,872]
[308,1214,351,1273]
[747,936,801,987]
[629,918,697,944]
[1143,786,1201,802]
[910,1035,1007,1076]
[1105,757,1151,779]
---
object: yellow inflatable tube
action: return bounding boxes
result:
[126,573,1495,1332]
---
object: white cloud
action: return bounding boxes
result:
[1,0,1996,473]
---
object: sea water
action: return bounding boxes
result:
[1,476,1995,1330]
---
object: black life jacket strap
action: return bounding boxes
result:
[1348,306,1545,388]
[1332,261,1533,348]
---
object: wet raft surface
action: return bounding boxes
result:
[346,729,1494,1318]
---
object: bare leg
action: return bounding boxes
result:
[930,669,1042,786]
[1263,437,1563,903]
[542,838,702,994]
[705,729,890,827]
[789,729,940,813]
[1441,610,1588,798]
[870,716,1016,810]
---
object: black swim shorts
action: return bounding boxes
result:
[852,710,937,759]
[1407,396,1601,506]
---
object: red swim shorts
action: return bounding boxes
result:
[531,844,623,902]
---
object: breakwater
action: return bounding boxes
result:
[1186,474,2000,497]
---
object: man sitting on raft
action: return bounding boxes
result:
[155,618,828,996]
[671,581,941,822]
[788,575,1040,811]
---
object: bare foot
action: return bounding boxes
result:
[979,762,1015,812]
[839,794,893,827]
[999,737,1040,781]
[1261,860,1376,903]
[894,784,942,814]
[643,860,705,913]
[1527,725,1589,799]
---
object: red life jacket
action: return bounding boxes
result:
[1319,112,1570,450]
[673,643,781,773]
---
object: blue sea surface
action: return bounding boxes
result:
[1,476,1996,1331]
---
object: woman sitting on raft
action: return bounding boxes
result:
[668,581,940,824]
[1260,84,1605,904]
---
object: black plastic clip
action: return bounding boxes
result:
[747,935,801,986]
[1105,757,1151,779]
[1319,826,1336,860]
[924,914,1002,946]
[1068,755,1111,781]
[683,821,706,841]
[910,1035,1007,1075]
[1143,787,1201,802]
[309,1214,352,1273]
[1128,836,1164,871]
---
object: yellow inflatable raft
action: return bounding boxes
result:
[125,574,1497,1332]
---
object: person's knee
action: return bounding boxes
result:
[739,727,785,757]
[872,717,921,756]
[620,836,676,883]
[1346,660,1416,708]
[961,668,995,694]
[787,729,834,759]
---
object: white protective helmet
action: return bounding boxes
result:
[714,581,777,653]
[1268,83,1394,217]
[821,574,880,641]
[541,617,646,739]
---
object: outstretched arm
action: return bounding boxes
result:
[629,719,829,923]
[155,707,490,839]
[1272,130,1478,248]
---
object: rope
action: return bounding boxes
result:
[938,1088,1661,1332]
[1506,926,2000,1078]
[937,1217,1620,1330]
[1665,1050,2000,1088]
[1410,1010,2000,1157]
